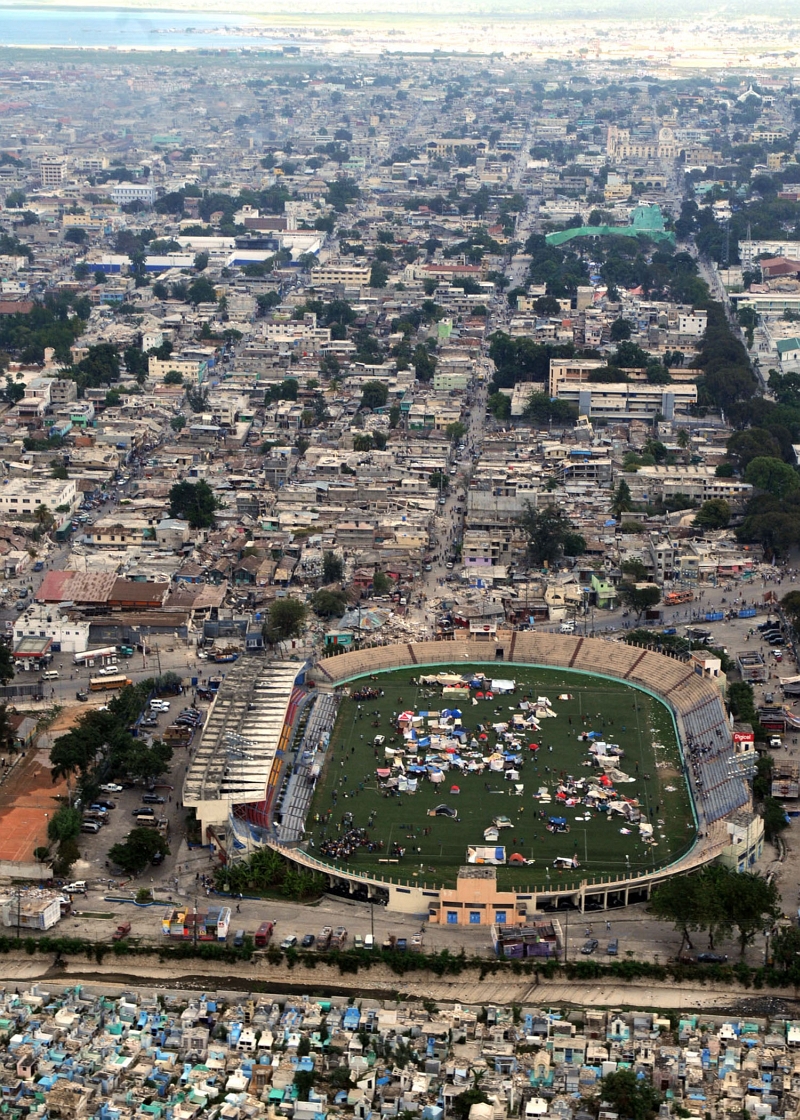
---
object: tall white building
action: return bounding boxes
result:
[40,157,68,188]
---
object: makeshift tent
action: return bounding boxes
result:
[467,845,506,865]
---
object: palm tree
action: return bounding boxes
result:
[34,503,52,527]
[676,429,690,463]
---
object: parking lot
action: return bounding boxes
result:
[66,694,207,887]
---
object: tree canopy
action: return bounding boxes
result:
[650,865,780,957]
[265,598,307,642]
[518,502,585,567]
[168,479,219,529]
[109,827,170,875]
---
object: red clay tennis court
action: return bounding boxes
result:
[0,746,67,863]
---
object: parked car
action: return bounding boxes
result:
[142,793,165,804]
[280,934,297,950]
[580,938,599,954]
[100,783,122,793]
[151,850,164,866]
[696,952,728,964]
[301,933,315,948]
[233,929,246,948]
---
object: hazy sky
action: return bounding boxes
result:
[5,0,800,16]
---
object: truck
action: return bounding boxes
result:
[112,922,132,941]
[163,724,193,746]
[316,925,332,951]
[74,646,119,666]
[331,925,348,950]
[89,674,132,692]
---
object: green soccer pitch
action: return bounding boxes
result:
[303,664,696,891]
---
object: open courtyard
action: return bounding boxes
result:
[304,663,696,891]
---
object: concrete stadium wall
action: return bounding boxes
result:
[285,633,734,914]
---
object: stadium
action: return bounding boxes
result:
[182,631,758,920]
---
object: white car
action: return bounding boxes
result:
[150,700,170,711]
[97,664,119,676]
[100,783,123,793]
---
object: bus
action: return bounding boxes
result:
[89,674,132,692]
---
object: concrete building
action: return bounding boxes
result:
[0,478,78,518]
[110,182,157,206]
[183,660,300,841]
[13,603,91,654]
[39,156,68,187]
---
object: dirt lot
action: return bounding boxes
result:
[0,741,68,863]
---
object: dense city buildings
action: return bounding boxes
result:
[1,25,800,1102]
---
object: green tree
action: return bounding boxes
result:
[727,428,782,473]
[46,805,82,846]
[533,295,561,315]
[609,318,632,342]
[611,479,632,516]
[519,502,580,567]
[265,598,307,642]
[597,1070,661,1120]
[650,872,705,956]
[770,924,800,977]
[361,381,389,411]
[170,415,186,432]
[108,827,170,875]
[0,646,14,685]
[4,377,25,404]
[762,796,789,842]
[523,392,577,426]
[64,227,87,244]
[194,251,209,271]
[412,344,437,383]
[429,471,449,492]
[373,569,391,595]
[322,551,343,584]
[293,1071,316,1102]
[168,479,219,529]
[693,498,731,530]
[163,370,184,386]
[353,434,374,452]
[745,456,800,499]
[452,1087,489,1120]
[187,276,216,305]
[369,261,389,288]
[445,421,466,444]
[619,582,661,621]
[727,870,780,956]
[312,590,349,618]
[620,558,648,582]
[487,391,511,421]
[611,340,650,368]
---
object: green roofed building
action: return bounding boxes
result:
[545,204,675,248]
